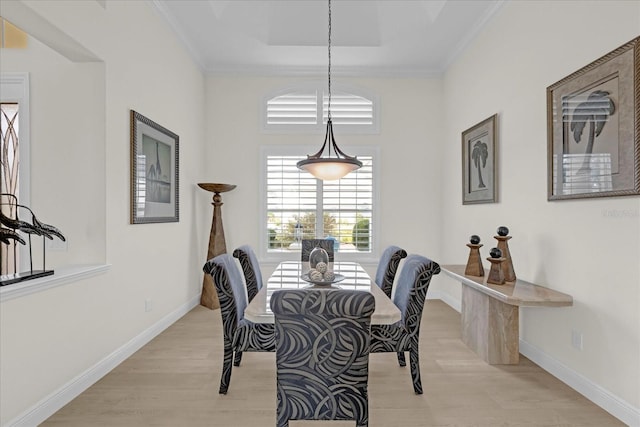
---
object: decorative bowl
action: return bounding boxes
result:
[300,273,345,286]
[197,183,237,193]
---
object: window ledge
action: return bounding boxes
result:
[0,264,111,303]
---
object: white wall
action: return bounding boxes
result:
[1,0,638,424]
[439,0,640,416]
[0,1,208,424]
[204,76,444,276]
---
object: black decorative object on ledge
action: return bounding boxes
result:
[494,225,516,282]
[464,235,484,277]
[0,193,65,286]
[486,247,506,285]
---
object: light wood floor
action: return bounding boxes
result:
[43,300,623,426]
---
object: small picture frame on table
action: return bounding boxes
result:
[462,114,498,204]
[130,110,179,224]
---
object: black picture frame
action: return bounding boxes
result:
[130,110,179,224]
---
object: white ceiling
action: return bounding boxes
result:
[151,0,505,76]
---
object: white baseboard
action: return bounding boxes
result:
[6,294,201,427]
[519,340,640,427]
[427,289,462,312]
[429,291,639,426]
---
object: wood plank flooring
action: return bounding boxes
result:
[43,300,624,426]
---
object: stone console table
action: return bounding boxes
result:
[441,265,573,365]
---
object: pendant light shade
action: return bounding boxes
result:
[297,0,362,181]
[298,157,362,181]
[297,119,363,180]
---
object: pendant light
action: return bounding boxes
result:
[297,0,362,181]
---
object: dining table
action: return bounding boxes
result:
[244,261,401,325]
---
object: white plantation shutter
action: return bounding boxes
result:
[265,153,374,255]
[322,91,373,125]
[322,158,373,252]
[266,156,317,240]
[264,84,376,132]
[267,91,317,125]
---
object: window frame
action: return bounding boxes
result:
[259,145,380,265]
[261,81,380,135]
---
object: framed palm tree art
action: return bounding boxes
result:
[547,36,639,200]
[462,114,498,205]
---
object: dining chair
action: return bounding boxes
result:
[203,253,276,394]
[374,245,408,298]
[374,246,408,367]
[370,254,440,394]
[301,239,335,262]
[271,289,375,427]
[232,245,263,302]
[231,245,264,367]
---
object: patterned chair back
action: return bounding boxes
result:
[369,254,440,394]
[301,239,335,262]
[203,253,276,394]
[374,245,407,298]
[233,245,263,302]
[204,253,248,327]
[392,254,441,329]
[270,289,375,427]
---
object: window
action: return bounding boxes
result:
[1,102,20,276]
[1,72,30,275]
[266,90,318,126]
[261,147,377,262]
[321,90,374,126]
[263,83,378,134]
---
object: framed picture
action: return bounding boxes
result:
[547,37,639,200]
[130,110,179,224]
[462,114,497,204]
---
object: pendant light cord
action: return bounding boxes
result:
[327,0,332,122]
[296,0,363,178]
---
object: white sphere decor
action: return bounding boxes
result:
[315,262,328,274]
[309,269,324,281]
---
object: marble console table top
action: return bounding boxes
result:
[441,264,573,307]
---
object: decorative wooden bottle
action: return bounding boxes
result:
[494,226,516,282]
[464,235,484,277]
[486,247,506,285]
